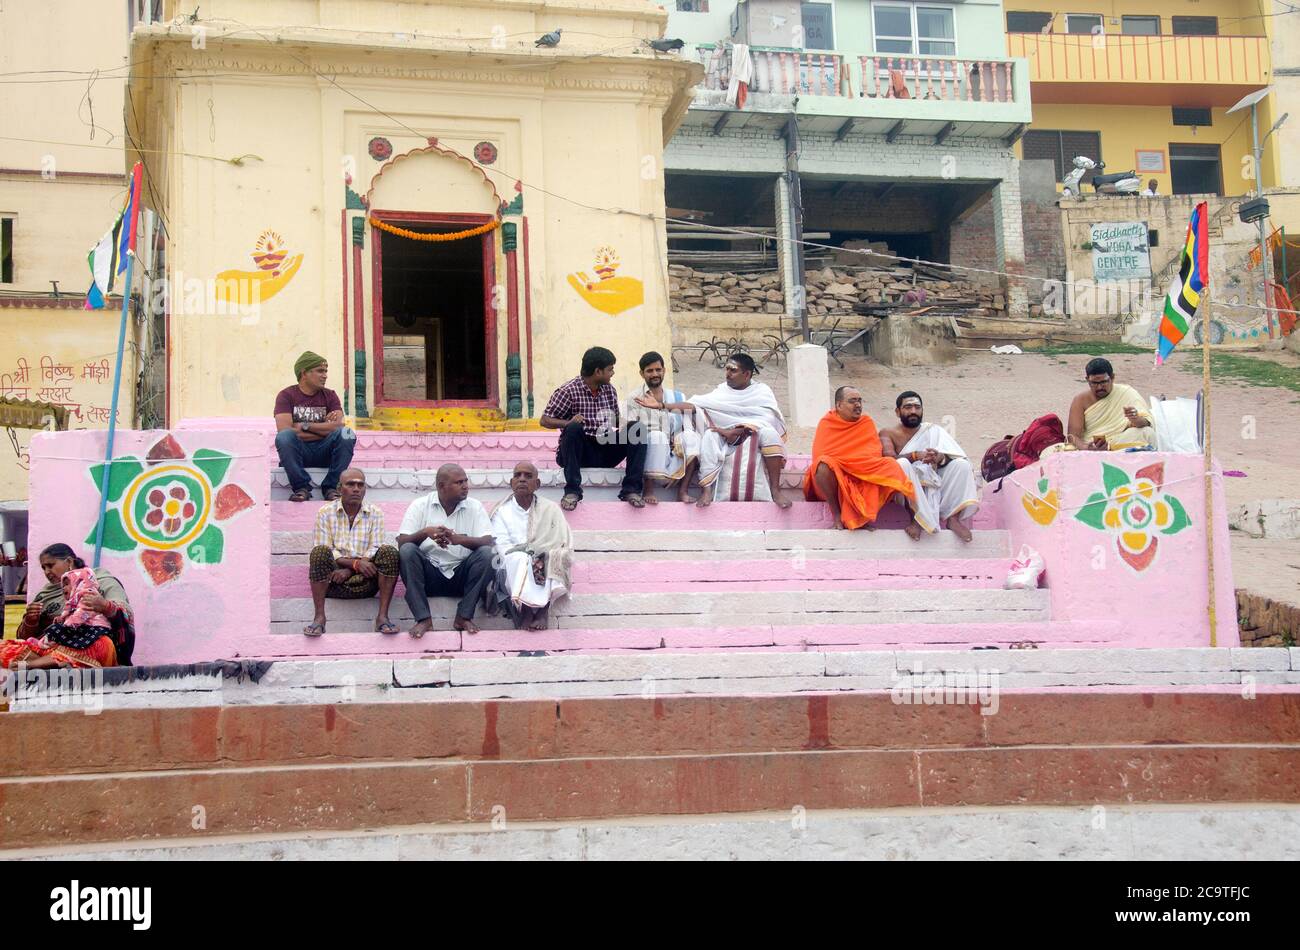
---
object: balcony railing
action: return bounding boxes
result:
[1006,32,1269,86]
[857,56,1016,102]
[698,45,846,96]
[695,45,1020,104]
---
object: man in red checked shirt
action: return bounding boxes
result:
[539,346,648,511]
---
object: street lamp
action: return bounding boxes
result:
[1227,89,1287,337]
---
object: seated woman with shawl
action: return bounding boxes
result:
[6,543,135,669]
[486,462,574,631]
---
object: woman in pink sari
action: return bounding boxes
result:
[4,544,131,669]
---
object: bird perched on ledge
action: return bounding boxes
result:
[647,38,686,53]
[535,29,562,48]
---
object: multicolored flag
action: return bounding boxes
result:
[1155,200,1209,365]
[86,163,143,309]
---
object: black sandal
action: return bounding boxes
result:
[289,489,312,503]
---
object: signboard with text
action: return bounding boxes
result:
[1090,222,1151,282]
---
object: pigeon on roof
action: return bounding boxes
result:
[647,38,686,53]
[535,28,562,48]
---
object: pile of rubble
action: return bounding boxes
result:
[669,262,1005,317]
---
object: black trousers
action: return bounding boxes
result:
[398,543,494,622]
[556,420,647,499]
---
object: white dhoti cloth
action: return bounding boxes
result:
[897,422,979,533]
[627,384,701,484]
[689,381,787,493]
[490,497,568,610]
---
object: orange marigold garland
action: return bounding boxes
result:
[367,216,501,241]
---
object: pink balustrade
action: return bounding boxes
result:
[696,47,1016,103]
[857,55,1017,102]
[698,46,845,97]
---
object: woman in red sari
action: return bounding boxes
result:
[4,543,133,670]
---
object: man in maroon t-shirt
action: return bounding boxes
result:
[274,351,355,502]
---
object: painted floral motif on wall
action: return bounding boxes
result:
[1074,461,1191,571]
[86,434,255,585]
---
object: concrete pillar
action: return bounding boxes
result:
[991,178,1030,318]
[775,175,798,317]
[787,343,830,427]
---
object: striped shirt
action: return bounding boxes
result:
[313,500,386,561]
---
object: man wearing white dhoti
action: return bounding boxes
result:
[626,351,701,504]
[486,462,573,630]
[636,353,790,509]
[879,391,979,543]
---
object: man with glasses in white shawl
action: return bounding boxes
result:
[878,390,979,542]
[636,353,790,509]
[626,351,701,504]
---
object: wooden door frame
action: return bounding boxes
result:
[370,209,499,409]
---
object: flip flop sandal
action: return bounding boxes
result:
[303,622,325,637]
[289,490,312,503]
[560,494,580,511]
[323,489,341,501]
[376,621,399,635]
[623,494,646,508]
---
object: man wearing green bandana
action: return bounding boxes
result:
[274,351,355,502]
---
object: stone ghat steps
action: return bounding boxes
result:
[159,620,1125,662]
[11,804,1297,861]
[267,588,1050,633]
[271,526,1012,561]
[269,557,1011,599]
[3,692,1297,850]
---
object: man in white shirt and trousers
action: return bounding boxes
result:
[397,463,496,637]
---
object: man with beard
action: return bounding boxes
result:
[804,386,914,530]
[635,353,790,508]
[626,351,700,504]
[879,391,979,542]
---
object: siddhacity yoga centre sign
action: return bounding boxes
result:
[1090,221,1152,282]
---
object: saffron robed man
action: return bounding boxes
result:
[804,386,914,530]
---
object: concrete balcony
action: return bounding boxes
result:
[1007,32,1270,106]
[687,44,1031,141]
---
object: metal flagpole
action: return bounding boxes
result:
[1201,288,1217,647]
[92,163,141,567]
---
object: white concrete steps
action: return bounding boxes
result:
[10,805,1297,861]
[270,528,1012,560]
[267,587,1050,634]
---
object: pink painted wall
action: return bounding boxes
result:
[980,452,1238,648]
[28,428,270,665]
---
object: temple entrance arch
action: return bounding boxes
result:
[364,141,506,411]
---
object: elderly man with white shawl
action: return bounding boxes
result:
[626,351,701,504]
[878,391,979,542]
[636,353,790,508]
[486,462,574,630]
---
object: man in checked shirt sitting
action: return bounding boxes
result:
[303,468,400,637]
[540,346,648,510]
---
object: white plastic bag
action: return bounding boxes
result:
[1004,544,1045,590]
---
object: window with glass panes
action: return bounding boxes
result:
[1065,13,1102,34]
[1121,15,1160,35]
[873,3,956,56]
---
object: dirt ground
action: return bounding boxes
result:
[671,345,1300,608]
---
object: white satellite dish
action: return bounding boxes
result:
[1227,86,1272,115]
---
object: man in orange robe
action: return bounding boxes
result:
[804,386,915,530]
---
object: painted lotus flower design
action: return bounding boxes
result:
[88,434,255,585]
[1075,462,1190,571]
[145,483,197,537]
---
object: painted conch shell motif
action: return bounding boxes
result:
[214,229,304,305]
[568,245,644,316]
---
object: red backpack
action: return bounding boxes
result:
[1011,414,1065,469]
[981,436,1016,482]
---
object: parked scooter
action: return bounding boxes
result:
[1061,156,1141,197]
